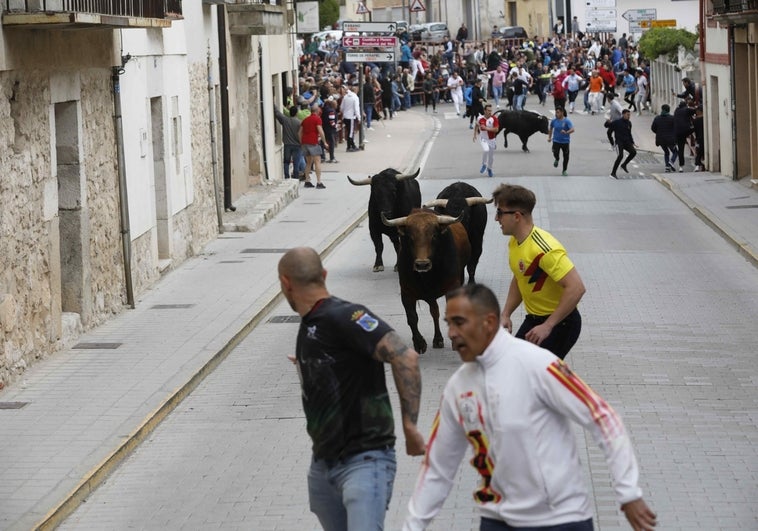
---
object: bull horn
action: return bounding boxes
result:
[423,198,448,208]
[381,212,408,227]
[394,168,421,181]
[437,213,463,226]
[465,197,493,206]
[347,175,372,186]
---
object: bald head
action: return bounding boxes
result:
[278,247,325,288]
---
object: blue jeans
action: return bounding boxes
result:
[364,103,374,128]
[308,448,397,531]
[481,517,593,530]
[492,85,503,107]
[514,93,525,110]
[283,144,302,179]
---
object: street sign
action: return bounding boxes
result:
[585,0,616,7]
[586,20,617,31]
[409,0,426,12]
[342,36,397,47]
[586,7,617,19]
[342,21,397,33]
[622,8,657,22]
[640,19,677,28]
[355,2,369,15]
[345,51,396,62]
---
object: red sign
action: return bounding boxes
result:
[342,36,398,47]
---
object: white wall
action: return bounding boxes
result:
[119,27,193,239]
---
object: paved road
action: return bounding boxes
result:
[60,106,758,530]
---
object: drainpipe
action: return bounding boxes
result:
[217,5,235,211]
[112,57,135,309]
[729,25,737,180]
[258,41,271,181]
[208,44,224,233]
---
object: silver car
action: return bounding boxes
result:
[420,22,450,43]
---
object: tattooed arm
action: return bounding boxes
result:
[375,331,426,456]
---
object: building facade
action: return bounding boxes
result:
[0,1,296,388]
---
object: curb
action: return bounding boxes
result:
[654,174,758,270]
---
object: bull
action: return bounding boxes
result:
[382,208,471,354]
[495,109,550,152]
[348,168,421,272]
[424,182,491,284]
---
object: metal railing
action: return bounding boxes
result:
[712,0,758,14]
[3,0,183,18]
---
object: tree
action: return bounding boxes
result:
[319,0,339,31]
[638,27,698,63]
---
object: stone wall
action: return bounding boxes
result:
[0,68,124,389]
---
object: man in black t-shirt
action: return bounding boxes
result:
[278,247,425,531]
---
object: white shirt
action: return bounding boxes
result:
[403,329,643,530]
[447,75,463,95]
[340,90,360,120]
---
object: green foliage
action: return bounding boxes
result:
[319,0,339,31]
[638,27,698,62]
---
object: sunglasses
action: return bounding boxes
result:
[496,208,520,217]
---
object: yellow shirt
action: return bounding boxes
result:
[508,226,575,316]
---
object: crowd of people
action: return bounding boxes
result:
[285,26,703,184]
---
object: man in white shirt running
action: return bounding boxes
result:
[403,284,657,531]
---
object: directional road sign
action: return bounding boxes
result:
[345,51,396,63]
[342,21,397,33]
[342,36,397,47]
[641,19,677,28]
[622,8,657,22]
[586,6,617,31]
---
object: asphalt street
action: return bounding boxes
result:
[56,103,758,530]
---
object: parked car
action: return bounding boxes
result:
[498,26,528,40]
[420,22,450,43]
[409,22,449,43]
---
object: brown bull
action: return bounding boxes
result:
[382,208,471,354]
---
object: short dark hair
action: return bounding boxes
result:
[491,183,536,214]
[446,284,501,317]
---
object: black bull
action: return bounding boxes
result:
[348,168,421,272]
[424,182,491,284]
[495,110,550,152]
[382,208,471,354]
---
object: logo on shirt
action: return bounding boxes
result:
[352,310,379,332]
[306,325,317,339]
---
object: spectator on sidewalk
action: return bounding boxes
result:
[694,105,705,171]
[674,100,696,172]
[609,108,637,178]
[651,103,678,172]
[321,97,339,164]
[402,283,657,531]
[299,103,329,189]
[341,83,361,152]
[493,184,585,359]
[273,105,304,179]
[278,247,425,531]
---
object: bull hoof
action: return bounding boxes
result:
[373,265,384,272]
[432,338,444,349]
[414,338,427,355]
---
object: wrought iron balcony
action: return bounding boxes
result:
[2,0,183,29]
[711,0,758,23]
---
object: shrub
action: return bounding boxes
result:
[638,27,698,62]
[319,0,339,31]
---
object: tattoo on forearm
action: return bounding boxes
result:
[375,331,407,362]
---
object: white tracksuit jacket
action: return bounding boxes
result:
[404,329,643,529]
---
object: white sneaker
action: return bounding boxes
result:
[678,166,684,172]
[367,127,375,131]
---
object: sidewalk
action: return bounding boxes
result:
[631,109,758,268]
[1,105,757,531]
[0,110,438,531]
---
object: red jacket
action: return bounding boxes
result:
[599,66,616,87]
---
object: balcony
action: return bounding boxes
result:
[2,0,183,29]
[712,0,758,23]
[203,0,286,35]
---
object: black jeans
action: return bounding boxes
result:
[552,142,570,172]
[515,308,581,360]
[612,142,637,175]
[676,134,690,167]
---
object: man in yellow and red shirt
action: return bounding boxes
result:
[492,184,586,359]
